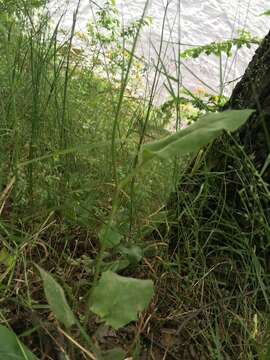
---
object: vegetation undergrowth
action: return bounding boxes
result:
[0,1,270,359]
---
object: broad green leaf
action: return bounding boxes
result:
[102,348,126,360]
[0,325,38,360]
[37,266,76,328]
[90,271,154,329]
[119,245,143,264]
[141,109,254,163]
[99,225,122,249]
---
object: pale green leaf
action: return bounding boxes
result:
[119,245,143,264]
[141,109,254,163]
[0,325,38,360]
[99,225,122,249]
[90,271,154,329]
[37,266,76,328]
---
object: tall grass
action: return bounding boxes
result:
[0,0,269,359]
[0,0,174,357]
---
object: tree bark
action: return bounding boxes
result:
[227,29,270,112]
[225,29,270,177]
[166,29,270,252]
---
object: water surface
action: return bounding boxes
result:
[50,0,269,98]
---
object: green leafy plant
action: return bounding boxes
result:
[181,29,261,59]
[141,109,254,163]
[90,270,154,329]
[0,325,38,360]
[155,86,229,131]
[37,265,153,358]
[79,0,151,84]
[180,29,261,98]
[37,266,76,329]
[1,0,267,358]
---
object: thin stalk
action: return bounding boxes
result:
[219,52,223,99]
[60,0,81,150]
[111,0,150,186]
[128,1,170,232]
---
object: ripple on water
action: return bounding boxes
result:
[49,0,269,97]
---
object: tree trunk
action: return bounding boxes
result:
[151,30,270,359]
[212,28,270,177]
[227,30,270,112]
[225,29,270,177]
[166,29,270,253]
